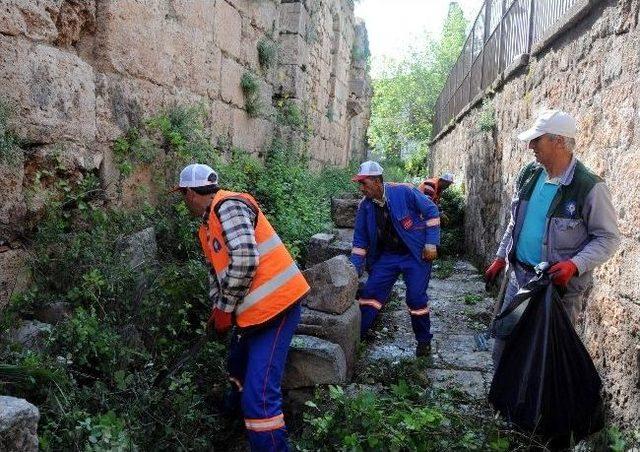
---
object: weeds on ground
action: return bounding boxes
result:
[295,358,519,451]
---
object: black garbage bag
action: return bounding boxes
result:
[488,267,604,448]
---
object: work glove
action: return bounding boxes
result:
[422,244,438,261]
[207,308,233,335]
[548,260,578,287]
[484,258,506,283]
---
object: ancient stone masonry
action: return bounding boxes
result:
[0,0,372,309]
[429,0,640,427]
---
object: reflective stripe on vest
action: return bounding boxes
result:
[199,190,310,327]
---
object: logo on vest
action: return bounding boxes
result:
[565,201,577,217]
[213,238,222,252]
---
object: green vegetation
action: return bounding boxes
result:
[463,294,484,305]
[1,104,359,450]
[478,99,497,132]
[368,3,466,165]
[0,100,22,164]
[439,185,465,257]
[257,39,277,70]
[296,359,520,451]
[241,72,262,117]
[276,98,306,130]
[434,259,455,279]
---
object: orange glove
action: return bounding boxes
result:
[549,260,578,287]
[484,258,506,282]
[207,308,233,335]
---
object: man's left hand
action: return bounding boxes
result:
[422,245,438,261]
[549,260,578,287]
[207,308,233,335]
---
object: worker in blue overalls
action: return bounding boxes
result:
[349,161,441,357]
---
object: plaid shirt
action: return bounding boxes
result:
[204,198,259,313]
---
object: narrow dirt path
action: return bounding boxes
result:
[360,259,496,400]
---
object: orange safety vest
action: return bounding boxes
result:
[418,178,441,204]
[198,190,310,328]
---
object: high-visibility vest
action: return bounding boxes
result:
[418,178,441,204]
[198,190,310,328]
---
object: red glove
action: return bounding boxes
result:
[207,308,233,335]
[549,260,578,287]
[484,258,506,282]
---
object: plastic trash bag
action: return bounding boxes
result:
[491,262,553,340]
[489,267,604,448]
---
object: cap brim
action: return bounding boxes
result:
[517,128,545,142]
[352,175,368,182]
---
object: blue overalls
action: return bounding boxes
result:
[350,183,441,345]
[226,302,301,451]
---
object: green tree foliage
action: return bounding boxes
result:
[368,3,467,165]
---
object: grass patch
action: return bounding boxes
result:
[257,39,277,70]
[0,100,22,165]
[434,259,455,279]
[241,72,262,117]
[463,294,483,305]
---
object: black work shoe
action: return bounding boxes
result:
[416,341,432,358]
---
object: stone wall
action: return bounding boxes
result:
[0,0,371,309]
[430,0,640,427]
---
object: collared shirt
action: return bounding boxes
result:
[204,199,259,313]
[515,170,560,265]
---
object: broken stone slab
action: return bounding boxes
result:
[297,302,360,377]
[331,196,361,228]
[33,301,73,325]
[282,335,347,389]
[0,396,39,452]
[7,321,52,352]
[306,229,354,267]
[302,255,358,315]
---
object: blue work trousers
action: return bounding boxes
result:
[359,253,433,344]
[227,302,301,452]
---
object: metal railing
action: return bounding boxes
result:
[433,0,581,136]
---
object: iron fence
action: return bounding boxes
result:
[433,0,581,136]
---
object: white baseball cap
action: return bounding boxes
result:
[517,109,577,142]
[352,161,383,182]
[170,163,218,192]
[439,172,454,183]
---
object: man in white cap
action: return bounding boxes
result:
[418,172,455,206]
[172,163,310,451]
[484,109,620,365]
[349,161,441,357]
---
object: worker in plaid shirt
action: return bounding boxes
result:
[173,163,309,451]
